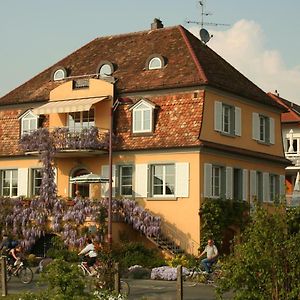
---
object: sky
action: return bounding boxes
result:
[1,0,300,103]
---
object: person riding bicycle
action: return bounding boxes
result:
[7,243,22,268]
[78,238,98,274]
[198,238,218,274]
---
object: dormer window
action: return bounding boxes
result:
[130,99,155,134]
[20,110,39,135]
[146,54,166,70]
[52,67,67,81]
[97,61,114,77]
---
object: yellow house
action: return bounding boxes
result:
[0,20,288,255]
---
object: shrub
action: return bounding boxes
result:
[112,242,165,269]
[40,259,89,299]
[46,236,78,262]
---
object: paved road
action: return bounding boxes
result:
[4,276,233,300]
[127,279,233,300]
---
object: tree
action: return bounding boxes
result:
[217,204,300,300]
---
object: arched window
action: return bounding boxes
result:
[146,54,166,70]
[149,57,162,70]
[53,68,67,81]
[97,61,114,77]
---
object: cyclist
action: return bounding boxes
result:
[198,238,218,274]
[78,238,98,274]
[7,243,22,268]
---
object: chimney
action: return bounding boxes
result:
[151,18,164,30]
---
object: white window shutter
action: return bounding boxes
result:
[175,163,189,197]
[204,163,212,198]
[242,169,248,201]
[135,164,148,197]
[279,175,285,199]
[101,165,109,197]
[226,167,233,199]
[263,172,270,202]
[18,168,28,197]
[252,112,259,140]
[250,170,257,202]
[269,117,275,144]
[53,167,57,184]
[214,101,222,132]
[234,107,241,136]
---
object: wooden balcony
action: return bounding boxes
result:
[20,127,109,157]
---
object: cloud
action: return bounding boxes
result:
[188,20,300,104]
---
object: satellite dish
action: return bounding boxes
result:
[200,28,211,44]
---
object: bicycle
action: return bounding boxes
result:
[6,259,33,284]
[184,261,222,286]
[78,260,130,296]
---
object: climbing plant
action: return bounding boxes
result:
[199,198,250,250]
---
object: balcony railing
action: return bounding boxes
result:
[286,194,300,207]
[20,127,109,153]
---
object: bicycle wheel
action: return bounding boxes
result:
[18,267,33,284]
[120,280,130,296]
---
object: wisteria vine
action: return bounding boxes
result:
[15,127,162,252]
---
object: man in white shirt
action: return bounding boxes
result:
[198,238,219,273]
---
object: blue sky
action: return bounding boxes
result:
[1,0,300,102]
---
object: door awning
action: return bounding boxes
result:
[32,96,108,115]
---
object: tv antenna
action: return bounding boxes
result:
[186,1,230,44]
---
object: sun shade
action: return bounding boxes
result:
[32,96,108,115]
[70,173,109,184]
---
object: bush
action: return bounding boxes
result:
[216,204,300,300]
[40,259,89,300]
[112,242,165,269]
[46,236,78,262]
[168,254,197,269]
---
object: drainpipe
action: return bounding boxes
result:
[108,105,113,249]
[107,98,131,249]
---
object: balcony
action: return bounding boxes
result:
[285,151,300,166]
[20,127,109,157]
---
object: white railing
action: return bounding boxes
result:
[286,194,300,207]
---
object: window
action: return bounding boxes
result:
[287,138,297,153]
[149,57,162,70]
[252,113,274,144]
[214,101,241,136]
[212,166,221,197]
[119,166,133,196]
[53,68,67,81]
[32,169,42,196]
[259,115,269,142]
[233,168,243,200]
[151,164,175,197]
[146,54,165,70]
[97,61,114,77]
[256,171,263,202]
[68,109,95,132]
[269,174,279,202]
[130,100,155,134]
[0,170,18,197]
[20,111,38,135]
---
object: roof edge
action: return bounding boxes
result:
[178,26,208,83]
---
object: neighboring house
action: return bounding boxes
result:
[268,92,300,206]
[0,19,288,255]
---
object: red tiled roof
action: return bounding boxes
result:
[268,93,300,123]
[0,25,283,110]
